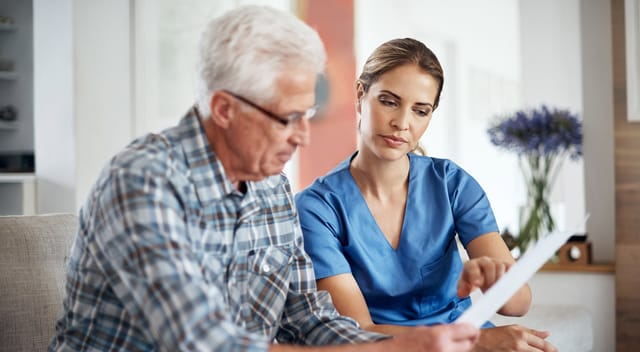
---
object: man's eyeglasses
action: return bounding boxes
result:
[224,90,318,126]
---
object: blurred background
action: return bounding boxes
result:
[1,0,638,350]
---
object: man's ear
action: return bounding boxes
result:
[209,91,234,128]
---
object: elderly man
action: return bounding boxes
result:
[49,5,478,352]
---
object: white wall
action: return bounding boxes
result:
[580,0,616,263]
[530,272,615,351]
[134,0,292,136]
[33,0,76,213]
[33,0,133,214]
[520,0,586,239]
[579,0,616,348]
[73,0,133,209]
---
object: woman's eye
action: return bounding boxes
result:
[414,109,430,117]
[379,99,397,107]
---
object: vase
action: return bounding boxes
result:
[517,158,557,254]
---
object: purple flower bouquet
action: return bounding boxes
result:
[487,105,582,252]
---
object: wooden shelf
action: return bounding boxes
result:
[0,120,17,130]
[0,172,35,183]
[0,71,17,80]
[540,262,615,273]
[0,23,17,32]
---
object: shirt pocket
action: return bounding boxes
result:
[419,239,462,314]
[243,245,294,329]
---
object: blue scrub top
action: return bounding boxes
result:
[295,153,498,327]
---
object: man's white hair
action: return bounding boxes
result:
[196,5,326,117]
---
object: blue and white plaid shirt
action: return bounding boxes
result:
[49,109,385,351]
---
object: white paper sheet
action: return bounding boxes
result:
[455,227,580,328]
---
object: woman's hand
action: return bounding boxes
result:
[464,233,531,316]
[472,325,557,352]
[456,256,512,297]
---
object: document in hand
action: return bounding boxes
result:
[454,228,577,328]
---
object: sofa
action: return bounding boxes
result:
[0,214,77,352]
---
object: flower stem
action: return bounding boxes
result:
[518,154,557,252]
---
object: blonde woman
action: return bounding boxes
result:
[296,38,556,352]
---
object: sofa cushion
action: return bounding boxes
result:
[492,304,594,352]
[0,213,77,352]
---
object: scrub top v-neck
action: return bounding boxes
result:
[295,153,498,327]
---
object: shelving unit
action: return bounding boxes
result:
[1,4,36,215]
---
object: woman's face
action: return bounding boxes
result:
[357,63,439,161]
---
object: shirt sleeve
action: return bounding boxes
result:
[87,167,270,352]
[446,163,500,246]
[294,188,353,280]
[276,214,388,345]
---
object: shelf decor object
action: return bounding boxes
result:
[557,234,592,265]
[0,15,16,31]
[487,105,583,253]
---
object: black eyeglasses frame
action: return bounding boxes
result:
[224,90,318,126]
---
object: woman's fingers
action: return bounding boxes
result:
[457,257,512,296]
[476,325,557,352]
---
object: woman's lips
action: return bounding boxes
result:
[381,135,408,147]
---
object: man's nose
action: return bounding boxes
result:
[290,117,311,146]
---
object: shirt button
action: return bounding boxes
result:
[262,264,271,273]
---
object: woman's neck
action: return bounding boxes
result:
[350,149,410,200]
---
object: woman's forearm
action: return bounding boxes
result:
[497,283,532,316]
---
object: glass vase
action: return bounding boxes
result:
[517,156,557,254]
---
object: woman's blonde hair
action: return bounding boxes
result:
[357,38,444,110]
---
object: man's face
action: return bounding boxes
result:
[223,66,317,182]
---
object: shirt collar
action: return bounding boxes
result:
[176,107,284,206]
[176,107,236,205]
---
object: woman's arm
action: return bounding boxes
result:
[316,273,415,336]
[317,236,556,352]
[463,232,532,316]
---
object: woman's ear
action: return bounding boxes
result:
[355,81,366,114]
[209,91,234,128]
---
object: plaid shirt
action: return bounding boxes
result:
[49,109,385,351]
